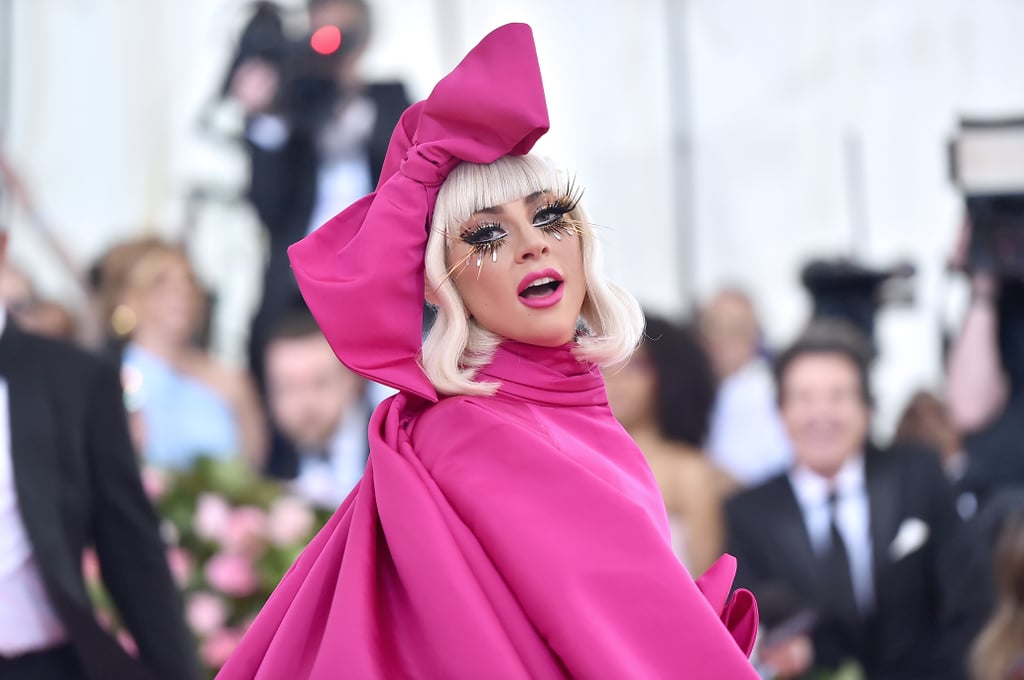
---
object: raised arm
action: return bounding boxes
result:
[946,273,1008,432]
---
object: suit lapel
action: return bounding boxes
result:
[866,446,902,576]
[772,477,824,595]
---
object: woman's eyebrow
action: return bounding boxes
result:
[475,191,547,215]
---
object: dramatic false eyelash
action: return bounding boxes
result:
[538,176,585,220]
[433,216,600,298]
[551,216,586,239]
[437,248,476,290]
[439,177,590,288]
[532,178,586,238]
[456,183,586,249]
[458,223,507,273]
[459,221,507,246]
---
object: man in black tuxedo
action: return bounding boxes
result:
[0,230,199,679]
[726,321,988,679]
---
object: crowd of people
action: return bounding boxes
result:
[1,1,1023,679]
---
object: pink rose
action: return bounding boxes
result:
[186,591,230,636]
[118,630,138,657]
[193,493,231,542]
[140,466,168,501]
[166,546,194,588]
[205,552,259,597]
[222,506,269,555]
[81,548,101,586]
[200,627,245,669]
[267,496,315,547]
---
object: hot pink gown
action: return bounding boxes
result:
[219,22,757,679]
[217,341,758,678]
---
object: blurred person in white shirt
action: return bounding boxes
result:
[699,288,792,487]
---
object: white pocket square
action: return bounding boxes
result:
[888,517,930,561]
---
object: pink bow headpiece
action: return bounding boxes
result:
[288,23,549,402]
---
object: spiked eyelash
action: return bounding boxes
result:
[459,222,505,244]
[447,177,587,285]
[471,240,503,262]
[459,222,508,265]
[458,179,585,247]
[537,177,585,223]
[533,176,585,237]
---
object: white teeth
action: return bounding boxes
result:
[527,277,556,289]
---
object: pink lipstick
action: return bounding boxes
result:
[518,269,565,309]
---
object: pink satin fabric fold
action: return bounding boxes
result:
[218,343,759,678]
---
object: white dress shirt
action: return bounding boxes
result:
[789,455,876,615]
[708,358,794,486]
[0,309,70,656]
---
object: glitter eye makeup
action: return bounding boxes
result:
[533,178,585,239]
[457,179,585,265]
[460,222,507,263]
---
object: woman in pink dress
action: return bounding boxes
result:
[218,23,758,679]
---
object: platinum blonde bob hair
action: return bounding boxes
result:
[421,154,643,396]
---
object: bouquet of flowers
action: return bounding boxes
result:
[85,457,334,677]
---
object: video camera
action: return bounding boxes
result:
[223,1,366,134]
[949,117,1024,279]
[801,259,915,350]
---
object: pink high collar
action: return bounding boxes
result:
[288,24,550,402]
[477,341,607,408]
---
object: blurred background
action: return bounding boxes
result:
[3,2,1024,677]
[3,0,1024,433]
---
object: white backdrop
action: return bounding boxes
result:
[3,0,1024,433]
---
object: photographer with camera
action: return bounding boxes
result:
[947,255,1024,498]
[227,0,410,394]
[945,120,1024,505]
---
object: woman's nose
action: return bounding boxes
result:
[514,223,549,263]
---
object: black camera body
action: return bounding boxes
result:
[949,117,1024,279]
[801,259,915,349]
[225,2,363,135]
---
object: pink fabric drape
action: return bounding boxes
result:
[219,343,758,678]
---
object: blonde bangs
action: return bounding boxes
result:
[432,154,562,239]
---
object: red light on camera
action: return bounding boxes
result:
[310,26,342,55]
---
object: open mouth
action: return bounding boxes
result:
[517,270,566,309]
[519,276,563,299]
